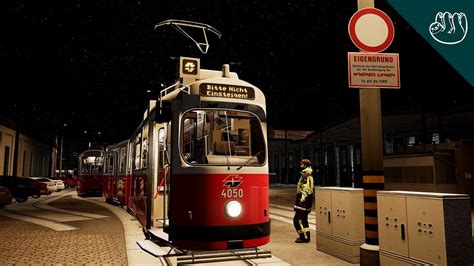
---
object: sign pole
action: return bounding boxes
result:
[357,0,384,265]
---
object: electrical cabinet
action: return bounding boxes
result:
[316,187,365,263]
[378,191,471,265]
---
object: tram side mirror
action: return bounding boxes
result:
[155,101,172,123]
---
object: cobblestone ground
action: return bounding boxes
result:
[0,196,127,265]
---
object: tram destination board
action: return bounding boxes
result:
[200,83,255,100]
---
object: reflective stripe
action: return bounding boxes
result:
[294,205,311,212]
[297,166,314,198]
[299,220,304,230]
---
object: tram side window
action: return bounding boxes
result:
[158,128,168,168]
[133,133,142,170]
[141,125,149,169]
[119,147,126,172]
[250,119,265,163]
[105,154,113,173]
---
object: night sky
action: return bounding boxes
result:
[1,0,472,150]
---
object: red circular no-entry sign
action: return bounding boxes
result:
[348,7,395,53]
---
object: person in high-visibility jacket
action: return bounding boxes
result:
[293,159,314,243]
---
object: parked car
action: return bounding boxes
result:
[0,185,12,208]
[61,175,78,188]
[44,177,65,191]
[27,177,56,195]
[0,175,40,202]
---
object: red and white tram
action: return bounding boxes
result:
[77,148,105,197]
[108,57,270,251]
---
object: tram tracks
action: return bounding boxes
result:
[31,191,109,221]
[0,190,109,231]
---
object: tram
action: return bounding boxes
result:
[103,140,131,206]
[77,148,105,197]
[106,57,270,251]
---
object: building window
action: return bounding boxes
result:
[270,153,274,173]
[30,152,34,176]
[3,146,10,175]
[385,139,394,154]
[408,136,416,147]
[432,133,440,144]
[22,151,27,176]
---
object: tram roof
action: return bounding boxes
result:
[79,149,104,157]
[160,65,266,112]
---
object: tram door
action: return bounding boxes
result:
[131,127,148,226]
[153,126,169,228]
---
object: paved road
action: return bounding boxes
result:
[0,190,127,265]
[2,185,474,265]
[0,186,354,265]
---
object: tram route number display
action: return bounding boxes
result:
[221,188,244,198]
[200,83,255,100]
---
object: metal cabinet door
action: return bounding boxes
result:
[406,197,446,264]
[377,193,409,257]
[332,190,364,241]
[315,188,332,234]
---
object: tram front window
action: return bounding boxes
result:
[81,155,103,173]
[181,109,265,166]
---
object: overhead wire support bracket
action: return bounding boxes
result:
[155,19,222,54]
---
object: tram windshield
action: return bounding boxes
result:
[80,154,104,174]
[181,109,266,166]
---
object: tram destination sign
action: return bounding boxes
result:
[199,83,255,100]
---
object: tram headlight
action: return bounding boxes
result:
[225,200,242,218]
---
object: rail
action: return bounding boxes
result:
[176,248,271,264]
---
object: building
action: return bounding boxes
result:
[268,110,474,204]
[0,121,53,177]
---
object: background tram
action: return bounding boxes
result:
[103,140,131,206]
[77,148,105,197]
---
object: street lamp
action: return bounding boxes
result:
[58,123,67,178]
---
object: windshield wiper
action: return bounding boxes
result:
[237,150,263,170]
[224,111,231,170]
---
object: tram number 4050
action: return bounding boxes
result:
[221,188,244,198]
